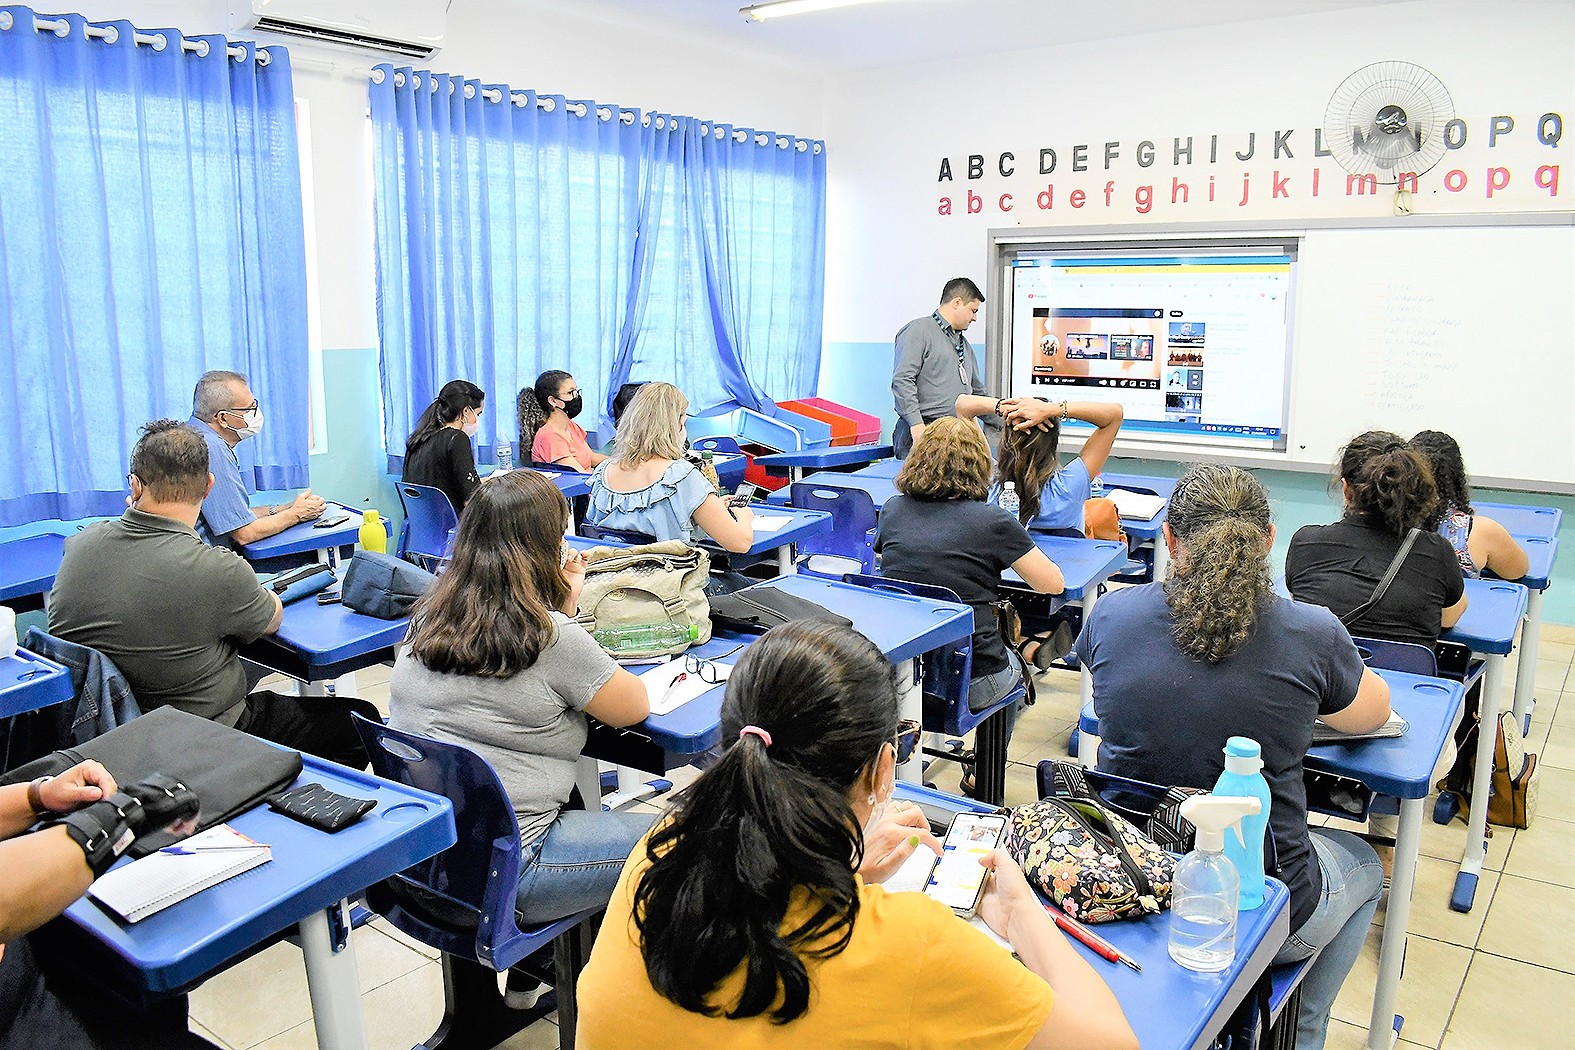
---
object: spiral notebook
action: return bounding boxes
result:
[89,824,272,923]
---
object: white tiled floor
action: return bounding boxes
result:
[192,624,1575,1049]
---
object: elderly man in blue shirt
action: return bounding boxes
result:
[185,370,324,549]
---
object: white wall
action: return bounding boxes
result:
[821,0,1575,344]
[64,0,830,355]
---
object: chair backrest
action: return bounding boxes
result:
[790,483,879,573]
[841,573,975,730]
[8,629,140,767]
[1351,634,1438,676]
[690,435,743,457]
[578,522,655,545]
[352,715,528,966]
[396,483,460,567]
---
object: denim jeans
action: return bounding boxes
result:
[1271,828,1385,1050]
[514,809,656,926]
[968,649,1027,739]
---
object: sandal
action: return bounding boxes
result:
[1017,622,1075,671]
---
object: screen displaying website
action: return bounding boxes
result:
[1008,252,1293,448]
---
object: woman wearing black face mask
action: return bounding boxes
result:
[521,371,607,473]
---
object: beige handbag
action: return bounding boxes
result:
[573,541,713,658]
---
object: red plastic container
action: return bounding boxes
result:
[781,397,881,445]
[777,400,857,446]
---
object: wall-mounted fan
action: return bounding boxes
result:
[1324,60,1454,185]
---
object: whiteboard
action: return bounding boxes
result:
[1288,226,1575,489]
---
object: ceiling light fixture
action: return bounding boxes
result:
[740,0,891,24]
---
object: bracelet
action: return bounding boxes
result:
[995,398,1004,417]
[27,776,54,817]
[1059,400,1070,420]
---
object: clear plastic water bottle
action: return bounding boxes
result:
[591,621,699,655]
[1169,794,1260,972]
[1090,474,1106,498]
[495,442,513,472]
[698,448,721,491]
[998,481,1020,518]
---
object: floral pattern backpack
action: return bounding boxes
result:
[1005,793,1176,924]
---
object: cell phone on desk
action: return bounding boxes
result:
[729,482,758,509]
[316,591,342,605]
[313,513,351,528]
[924,812,1009,917]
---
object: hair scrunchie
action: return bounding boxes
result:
[738,725,773,748]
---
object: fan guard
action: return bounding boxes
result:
[1325,61,1454,184]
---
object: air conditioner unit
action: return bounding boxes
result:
[228,1,447,60]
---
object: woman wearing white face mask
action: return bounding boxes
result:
[403,380,486,513]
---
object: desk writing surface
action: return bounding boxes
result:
[741,507,830,555]
[853,458,903,478]
[238,600,410,683]
[753,443,894,471]
[1100,473,1178,498]
[794,472,898,509]
[0,531,67,602]
[1440,579,1528,655]
[0,649,73,718]
[1499,535,1556,591]
[1306,669,1465,799]
[60,756,455,994]
[239,503,363,561]
[1004,535,1127,601]
[1474,501,1562,541]
[891,781,1290,1050]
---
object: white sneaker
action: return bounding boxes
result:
[503,980,545,1011]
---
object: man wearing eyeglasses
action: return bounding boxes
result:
[187,370,324,549]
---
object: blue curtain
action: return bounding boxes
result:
[371,65,643,471]
[371,69,827,444]
[611,116,826,415]
[0,7,309,525]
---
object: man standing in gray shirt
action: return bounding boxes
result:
[891,277,988,457]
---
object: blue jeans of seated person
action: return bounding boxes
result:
[968,649,1027,739]
[514,809,656,926]
[1271,827,1385,1050]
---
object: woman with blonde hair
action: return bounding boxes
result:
[874,417,1065,778]
[586,383,754,552]
[1078,464,1391,1050]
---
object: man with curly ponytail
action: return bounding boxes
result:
[1077,464,1392,1050]
[1286,430,1468,646]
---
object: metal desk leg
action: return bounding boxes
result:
[300,901,368,1050]
[1512,588,1543,733]
[777,545,795,575]
[1453,652,1505,912]
[1077,592,1096,713]
[574,756,602,812]
[600,764,671,810]
[1369,796,1423,1049]
[1150,539,1170,583]
[897,657,922,784]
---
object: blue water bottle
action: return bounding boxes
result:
[1212,736,1272,910]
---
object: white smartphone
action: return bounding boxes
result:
[923,812,1009,917]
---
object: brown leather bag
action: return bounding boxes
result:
[1488,711,1540,829]
[1083,497,1128,545]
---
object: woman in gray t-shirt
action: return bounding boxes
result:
[389,470,653,1001]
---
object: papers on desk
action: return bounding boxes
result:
[89,824,271,923]
[1312,713,1409,745]
[750,513,793,534]
[1106,488,1167,521]
[638,658,731,715]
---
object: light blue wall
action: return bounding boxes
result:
[819,341,1575,625]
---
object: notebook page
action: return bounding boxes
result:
[89,824,271,923]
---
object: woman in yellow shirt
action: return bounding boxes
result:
[576,620,1137,1050]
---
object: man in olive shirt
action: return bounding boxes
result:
[48,420,375,767]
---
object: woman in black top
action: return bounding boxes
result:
[1286,430,1467,647]
[402,380,486,514]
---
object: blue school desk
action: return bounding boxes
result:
[1473,501,1562,540]
[0,530,68,610]
[752,442,895,481]
[854,458,903,478]
[793,470,897,509]
[893,781,1292,1050]
[53,756,455,1050]
[1439,578,1529,912]
[574,507,831,574]
[238,598,411,683]
[581,574,972,795]
[238,502,374,566]
[1006,534,1129,713]
[1078,668,1463,1049]
[1504,534,1559,731]
[1095,473,1174,580]
[0,648,72,718]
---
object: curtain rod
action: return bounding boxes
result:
[369,66,820,151]
[0,11,271,64]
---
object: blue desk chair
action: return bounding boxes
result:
[352,715,601,1050]
[4,630,141,770]
[396,483,460,572]
[690,436,743,456]
[789,482,878,577]
[841,573,1021,805]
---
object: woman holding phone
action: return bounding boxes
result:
[389,470,652,1006]
[577,620,1136,1050]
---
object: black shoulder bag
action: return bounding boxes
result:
[1339,528,1422,630]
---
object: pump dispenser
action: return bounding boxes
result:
[1169,794,1261,972]
[1213,736,1272,909]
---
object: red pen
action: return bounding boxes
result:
[1044,904,1142,972]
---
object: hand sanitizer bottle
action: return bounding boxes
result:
[1213,736,1272,909]
[1169,794,1261,972]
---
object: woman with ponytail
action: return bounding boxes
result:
[402,380,486,512]
[1078,464,1391,1050]
[578,619,1136,1050]
[519,370,606,472]
[1286,430,1468,646]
